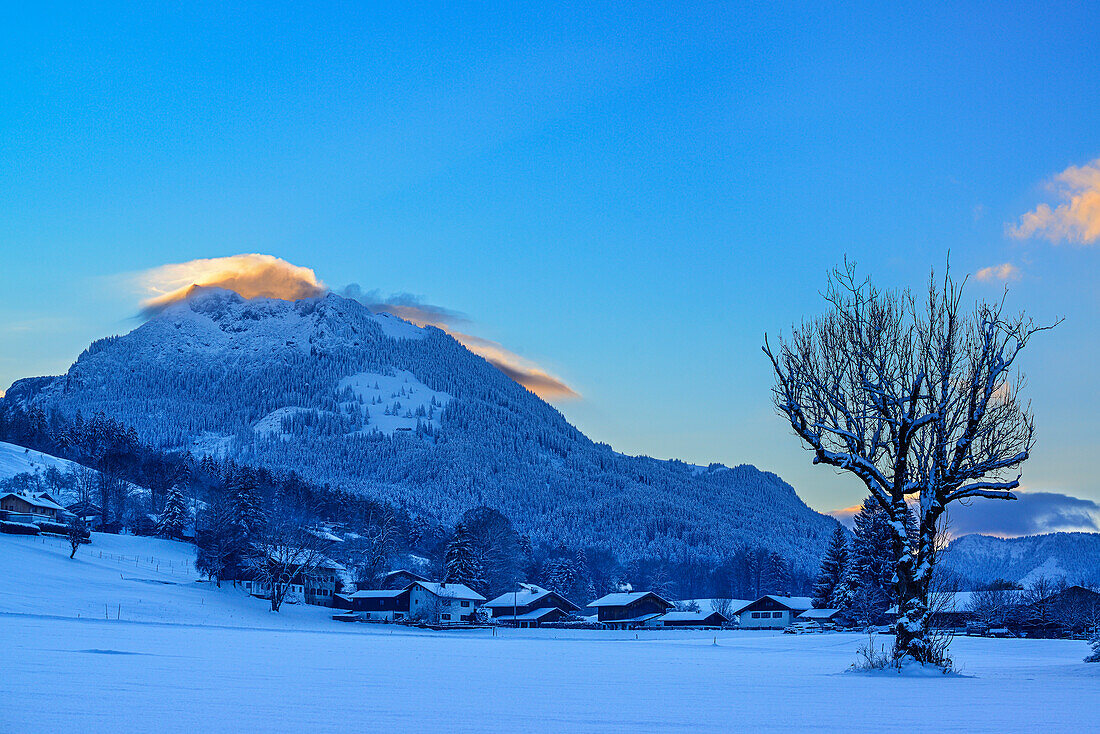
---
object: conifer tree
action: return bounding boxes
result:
[156,482,189,540]
[763,552,791,596]
[443,523,484,592]
[812,525,849,608]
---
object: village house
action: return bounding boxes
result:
[484,583,581,627]
[0,491,69,526]
[588,591,674,629]
[334,588,411,621]
[734,596,813,629]
[406,581,486,624]
[242,557,347,608]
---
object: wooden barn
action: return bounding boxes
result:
[588,591,674,629]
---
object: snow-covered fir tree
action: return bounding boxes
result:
[812,525,850,608]
[156,482,189,540]
[443,523,484,592]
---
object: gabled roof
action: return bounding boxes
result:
[405,581,486,601]
[587,591,673,608]
[733,595,814,615]
[484,584,580,611]
[493,607,564,622]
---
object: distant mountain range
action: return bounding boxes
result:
[4,288,840,572]
[940,532,1100,587]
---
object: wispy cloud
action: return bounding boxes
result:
[829,490,1099,538]
[1008,158,1100,244]
[974,263,1020,282]
[944,491,1100,537]
[138,254,326,315]
[346,285,579,401]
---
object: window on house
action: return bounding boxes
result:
[461,601,470,607]
[773,612,783,618]
[441,614,451,621]
[751,612,760,618]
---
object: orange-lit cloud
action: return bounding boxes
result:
[139,254,326,315]
[350,287,579,401]
[1008,158,1100,244]
[974,262,1020,282]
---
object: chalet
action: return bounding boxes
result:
[484,584,581,627]
[405,581,486,625]
[334,589,411,621]
[0,491,68,525]
[734,596,813,629]
[651,609,729,628]
[379,569,429,590]
[588,591,674,629]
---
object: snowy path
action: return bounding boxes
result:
[0,533,1096,732]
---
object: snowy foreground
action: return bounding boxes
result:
[1,534,1096,733]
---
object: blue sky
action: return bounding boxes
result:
[1,3,1098,530]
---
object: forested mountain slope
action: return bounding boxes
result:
[940,532,1100,587]
[4,288,838,572]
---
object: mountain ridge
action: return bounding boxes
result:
[4,288,839,572]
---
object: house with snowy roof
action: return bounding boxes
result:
[0,490,69,526]
[734,596,813,629]
[242,555,347,608]
[588,591,674,629]
[406,581,486,625]
[334,588,412,621]
[484,584,580,627]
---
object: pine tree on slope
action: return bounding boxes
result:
[812,525,849,608]
[443,523,485,593]
[156,483,189,540]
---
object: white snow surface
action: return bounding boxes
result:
[1,533,1096,733]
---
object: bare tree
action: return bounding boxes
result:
[764,261,1055,664]
[249,503,334,612]
[67,516,87,559]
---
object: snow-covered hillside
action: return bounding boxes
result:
[940,532,1100,586]
[0,531,337,629]
[4,288,840,572]
[0,439,81,480]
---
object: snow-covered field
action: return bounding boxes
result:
[1,533,1096,733]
